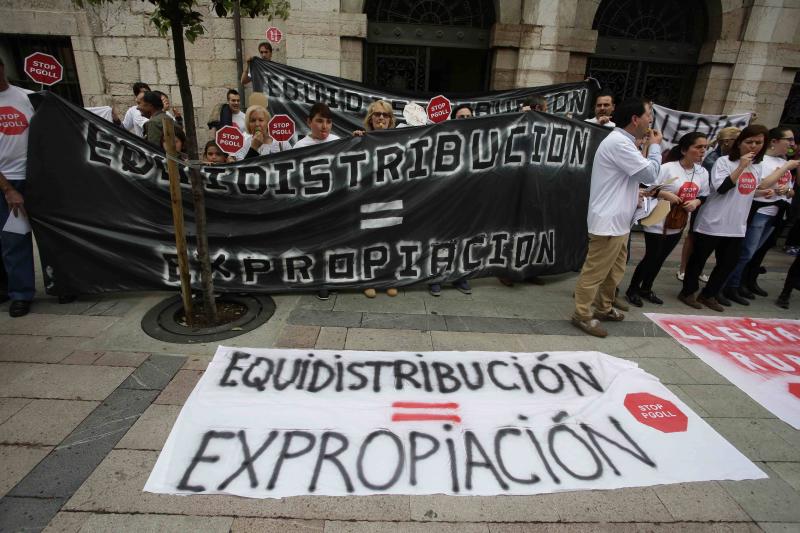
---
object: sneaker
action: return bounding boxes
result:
[316,289,330,301]
[639,290,663,305]
[9,300,31,317]
[723,287,749,306]
[386,288,398,297]
[625,289,643,307]
[716,292,732,306]
[571,316,608,338]
[678,292,703,309]
[747,282,768,297]
[784,246,800,256]
[429,283,441,297]
[676,271,685,281]
[697,294,724,312]
[612,297,630,312]
[593,308,625,321]
[738,286,755,300]
[454,279,472,295]
[363,288,377,298]
[776,293,791,309]
[699,273,709,283]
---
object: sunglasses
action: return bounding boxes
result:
[372,112,392,119]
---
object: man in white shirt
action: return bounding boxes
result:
[572,99,663,337]
[121,82,150,137]
[209,89,246,137]
[584,92,616,128]
[0,57,36,316]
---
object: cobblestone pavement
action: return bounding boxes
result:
[1,233,799,532]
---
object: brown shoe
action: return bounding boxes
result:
[678,292,703,309]
[571,316,608,338]
[498,277,514,287]
[593,308,625,321]
[612,297,630,312]
[697,295,724,312]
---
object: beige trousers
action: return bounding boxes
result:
[573,233,629,321]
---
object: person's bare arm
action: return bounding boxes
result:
[759,159,800,189]
[0,172,25,217]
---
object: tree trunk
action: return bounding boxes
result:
[169,17,218,323]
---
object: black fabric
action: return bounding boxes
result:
[783,254,800,293]
[628,232,682,293]
[717,176,736,194]
[250,60,598,138]
[26,92,608,296]
[681,233,742,297]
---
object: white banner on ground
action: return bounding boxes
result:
[647,313,800,429]
[652,104,751,148]
[145,347,764,498]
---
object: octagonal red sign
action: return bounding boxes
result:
[268,114,294,142]
[789,383,800,400]
[24,52,63,86]
[216,125,245,155]
[624,392,688,433]
[265,26,283,44]
[427,95,451,124]
[0,106,29,136]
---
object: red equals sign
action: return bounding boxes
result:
[391,401,461,423]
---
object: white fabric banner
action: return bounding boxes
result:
[652,104,751,148]
[145,347,764,498]
[85,106,113,121]
[647,313,800,429]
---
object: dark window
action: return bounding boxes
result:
[781,71,800,130]
[0,34,83,106]
[366,0,493,28]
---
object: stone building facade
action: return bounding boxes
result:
[1,0,798,140]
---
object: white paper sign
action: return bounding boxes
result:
[652,104,751,148]
[86,106,113,121]
[145,347,764,498]
[647,313,800,429]
[2,211,31,235]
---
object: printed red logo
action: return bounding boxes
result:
[0,106,29,135]
[427,95,451,124]
[265,26,283,44]
[215,125,244,155]
[778,171,791,187]
[737,172,757,195]
[624,392,688,433]
[24,52,63,86]
[789,383,800,400]
[677,181,700,202]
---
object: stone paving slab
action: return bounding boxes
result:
[290,309,363,328]
[79,513,234,532]
[362,312,447,331]
[231,517,325,532]
[0,496,67,533]
[41,511,88,533]
[60,350,105,365]
[275,324,321,348]
[325,522,490,533]
[489,523,761,532]
[0,399,99,446]
[652,481,750,521]
[767,462,800,493]
[721,463,800,522]
[679,384,777,419]
[315,326,347,349]
[334,292,428,314]
[115,404,181,451]
[0,335,88,364]
[344,328,433,351]
[153,370,202,406]
[705,418,799,462]
[0,314,118,337]
[759,524,800,533]
[0,363,133,401]
[0,444,52,498]
[93,351,150,367]
[119,355,187,391]
[0,398,30,425]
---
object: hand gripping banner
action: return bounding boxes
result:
[26,92,607,296]
[250,59,598,139]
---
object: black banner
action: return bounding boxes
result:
[27,92,608,296]
[251,60,597,138]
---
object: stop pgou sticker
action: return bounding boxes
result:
[624,392,688,433]
[737,172,757,195]
[789,383,800,400]
[0,106,29,135]
[677,181,699,202]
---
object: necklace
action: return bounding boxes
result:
[680,160,696,183]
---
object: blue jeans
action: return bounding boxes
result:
[0,181,35,301]
[726,212,774,288]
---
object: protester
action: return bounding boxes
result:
[571,99,663,338]
[0,57,36,316]
[241,42,273,86]
[161,126,188,160]
[156,90,183,129]
[237,105,292,159]
[294,102,340,150]
[520,96,547,113]
[584,92,615,128]
[208,89,246,136]
[703,127,741,173]
[776,254,800,308]
[626,133,708,306]
[202,141,227,164]
[121,81,150,137]
[138,91,174,149]
[678,125,800,311]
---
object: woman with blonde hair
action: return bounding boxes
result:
[236,104,292,159]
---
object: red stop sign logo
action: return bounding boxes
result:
[789,383,800,400]
[268,114,294,142]
[427,95,451,123]
[24,52,63,86]
[737,172,757,195]
[778,170,791,187]
[216,125,244,155]
[265,26,283,44]
[677,181,700,202]
[0,107,29,135]
[624,392,688,433]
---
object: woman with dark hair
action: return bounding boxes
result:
[625,132,708,306]
[721,126,796,304]
[451,104,475,119]
[678,125,800,311]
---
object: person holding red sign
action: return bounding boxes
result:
[626,133,709,307]
[679,125,800,311]
[722,126,797,303]
[237,105,292,159]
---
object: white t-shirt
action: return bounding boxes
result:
[644,161,710,235]
[585,117,616,128]
[232,111,246,131]
[122,105,148,137]
[294,133,341,149]
[756,154,792,216]
[694,155,763,238]
[0,85,35,181]
[232,133,293,160]
[587,128,659,236]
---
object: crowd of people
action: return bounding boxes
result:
[1,47,799,323]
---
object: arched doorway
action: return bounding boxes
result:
[586,0,708,109]
[363,0,495,92]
